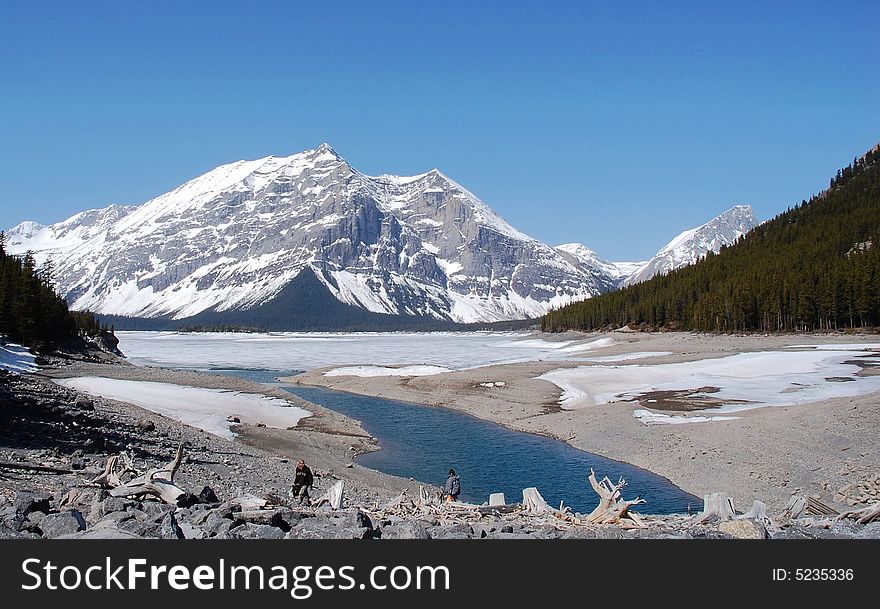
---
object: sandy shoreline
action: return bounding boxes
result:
[288,332,880,512]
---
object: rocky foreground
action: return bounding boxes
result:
[1,366,879,540]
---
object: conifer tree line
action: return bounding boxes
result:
[543,146,880,333]
[0,232,106,346]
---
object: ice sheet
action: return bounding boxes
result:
[539,347,880,418]
[115,331,594,372]
[324,365,449,377]
[55,376,311,440]
[581,351,672,362]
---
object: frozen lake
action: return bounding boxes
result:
[115,331,580,371]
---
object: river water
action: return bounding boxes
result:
[211,367,700,515]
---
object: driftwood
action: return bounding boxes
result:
[522,487,552,515]
[231,493,270,511]
[837,501,880,524]
[0,461,72,475]
[779,495,807,520]
[584,469,646,526]
[313,480,345,510]
[806,496,839,516]
[696,492,737,523]
[742,500,769,523]
[108,444,187,505]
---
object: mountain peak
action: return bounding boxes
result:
[621,204,760,286]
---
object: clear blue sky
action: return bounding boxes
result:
[1,1,877,260]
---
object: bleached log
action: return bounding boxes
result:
[91,455,120,487]
[696,492,736,523]
[837,501,880,524]
[0,461,72,475]
[584,468,646,525]
[314,480,345,510]
[779,495,806,520]
[806,496,839,516]
[522,487,552,515]
[231,493,270,511]
[740,500,769,523]
[109,443,186,505]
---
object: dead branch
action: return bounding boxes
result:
[0,461,72,475]
[108,443,187,505]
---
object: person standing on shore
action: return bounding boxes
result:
[291,459,314,505]
[444,468,461,502]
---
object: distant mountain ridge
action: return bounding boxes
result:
[621,205,758,286]
[7,145,759,329]
[7,145,610,325]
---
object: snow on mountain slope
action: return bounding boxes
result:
[7,145,615,324]
[555,243,644,289]
[621,205,758,287]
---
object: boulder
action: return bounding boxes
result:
[379,522,431,540]
[41,510,87,538]
[718,519,767,540]
[14,492,52,517]
[230,523,285,540]
[198,486,220,504]
[286,518,373,539]
[428,524,473,539]
[74,396,95,411]
[158,513,185,539]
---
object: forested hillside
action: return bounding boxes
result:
[543,146,880,333]
[0,233,105,346]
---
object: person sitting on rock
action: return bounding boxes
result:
[444,468,461,502]
[291,459,314,506]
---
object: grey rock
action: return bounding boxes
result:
[59,527,141,540]
[14,492,52,517]
[158,513,184,539]
[286,519,373,540]
[178,522,207,540]
[771,526,851,540]
[380,522,431,540]
[101,496,136,515]
[854,523,880,539]
[136,419,156,432]
[41,510,87,538]
[428,524,473,539]
[74,396,94,410]
[201,511,235,537]
[141,501,175,522]
[229,523,286,540]
[118,519,160,538]
[197,486,220,504]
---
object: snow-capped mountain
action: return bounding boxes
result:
[554,243,645,290]
[621,205,758,287]
[7,145,616,325]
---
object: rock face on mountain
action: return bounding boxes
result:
[620,205,758,287]
[554,243,645,291]
[7,145,611,325]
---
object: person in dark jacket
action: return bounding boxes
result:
[444,468,461,502]
[291,459,314,505]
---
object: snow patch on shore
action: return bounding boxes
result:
[0,342,37,373]
[55,376,311,440]
[633,409,740,425]
[538,346,880,417]
[581,351,672,362]
[324,365,450,377]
